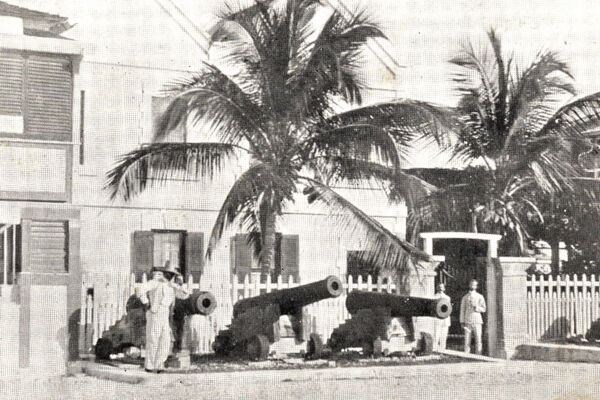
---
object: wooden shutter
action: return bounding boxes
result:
[185,232,204,281]
[132,231,154,280]
[280,235,299,281]
[0,51,24,116]
[232,234,253,279]
[25,54,73,139]
[29,221,68,273]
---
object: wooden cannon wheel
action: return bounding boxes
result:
[417,332,433,355]
[328,331,344,353]
[306,333,324,359]
[246,334,270,361]
[213,330,234,356]
[362,337,383,358]
[95,338,114,360]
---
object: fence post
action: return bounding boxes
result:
[266,274,272,293]
[592,275,598,324]
[243,274,250,299]
[232,274,239,304]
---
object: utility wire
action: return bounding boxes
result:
[164,0,211,42]
[152,0,209,55]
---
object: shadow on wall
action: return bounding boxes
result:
[540,317,569,341]
[59,310,82,363]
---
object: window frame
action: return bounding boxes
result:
[0,49,74,142]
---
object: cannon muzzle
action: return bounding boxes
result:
[233,275,343,317]
[346,291,451,319]
[177,291,217,316]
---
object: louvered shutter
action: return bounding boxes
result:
[29,221,68,273]
[25,54,72,139]
[0,51,24,117]
[132,231,154,280]
[232,234,253,280]
[280,235,299,281]
[185,232,204,281]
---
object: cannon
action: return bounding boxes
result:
[94,290,216,360]
[327,291,451,357]
[213,276,343,360]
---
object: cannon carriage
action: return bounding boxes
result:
[94,290,216,360]
[327,291,452,357]
[212,275,343,360]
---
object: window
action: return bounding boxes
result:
[153,231,183,269]
[231,233,299,281]
[151,96,186,143]
[131,230,204,281]
[0,50,73,141]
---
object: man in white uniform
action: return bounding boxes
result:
[433,283,451,350]
[460,279,486,355]
[138,262,190,372]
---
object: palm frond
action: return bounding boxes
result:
[536,91,600,139]
[299,177,431,275]
[488,29,508,135]
[305,124,403,167]
[323,100,459,150]
[286,3,385,94]
[502,51,576,154]
[450,41,498,131]
[313,158,438,209]
[155,64,268,150]
[206,162,296,259]
[105,142,238,201]
[507,50,574,127]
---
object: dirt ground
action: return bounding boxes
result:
[1,360,599,400]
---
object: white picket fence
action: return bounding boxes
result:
[80,272,404,354]
[526,273,600,340]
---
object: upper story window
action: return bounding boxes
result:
[0,50,73,141]
[151,95,186,143]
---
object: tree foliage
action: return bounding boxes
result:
[106,0,456,278]
[405,29,600,255]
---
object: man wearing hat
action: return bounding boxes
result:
[433,283,451,350]
[460,279,486,355]
[138,260,190,372]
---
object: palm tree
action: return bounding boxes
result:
[406,29,600,255]
[106,0,455,280]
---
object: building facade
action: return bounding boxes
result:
[0,0,408,374]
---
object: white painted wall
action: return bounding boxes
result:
[9,0,408,282]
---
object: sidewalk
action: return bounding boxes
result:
[77,350,501,386]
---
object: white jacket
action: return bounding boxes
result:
[460,291,486,325]
[139,278,189,313]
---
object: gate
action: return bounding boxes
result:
[421,232,502,355]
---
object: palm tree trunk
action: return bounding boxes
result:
[259,211,277,282]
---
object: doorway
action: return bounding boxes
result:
[433,239,488,353]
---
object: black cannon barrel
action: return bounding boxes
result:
[177,291,217,316]
[346,291,451,319]
[233,275,343,317]
[126,291,217,316]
